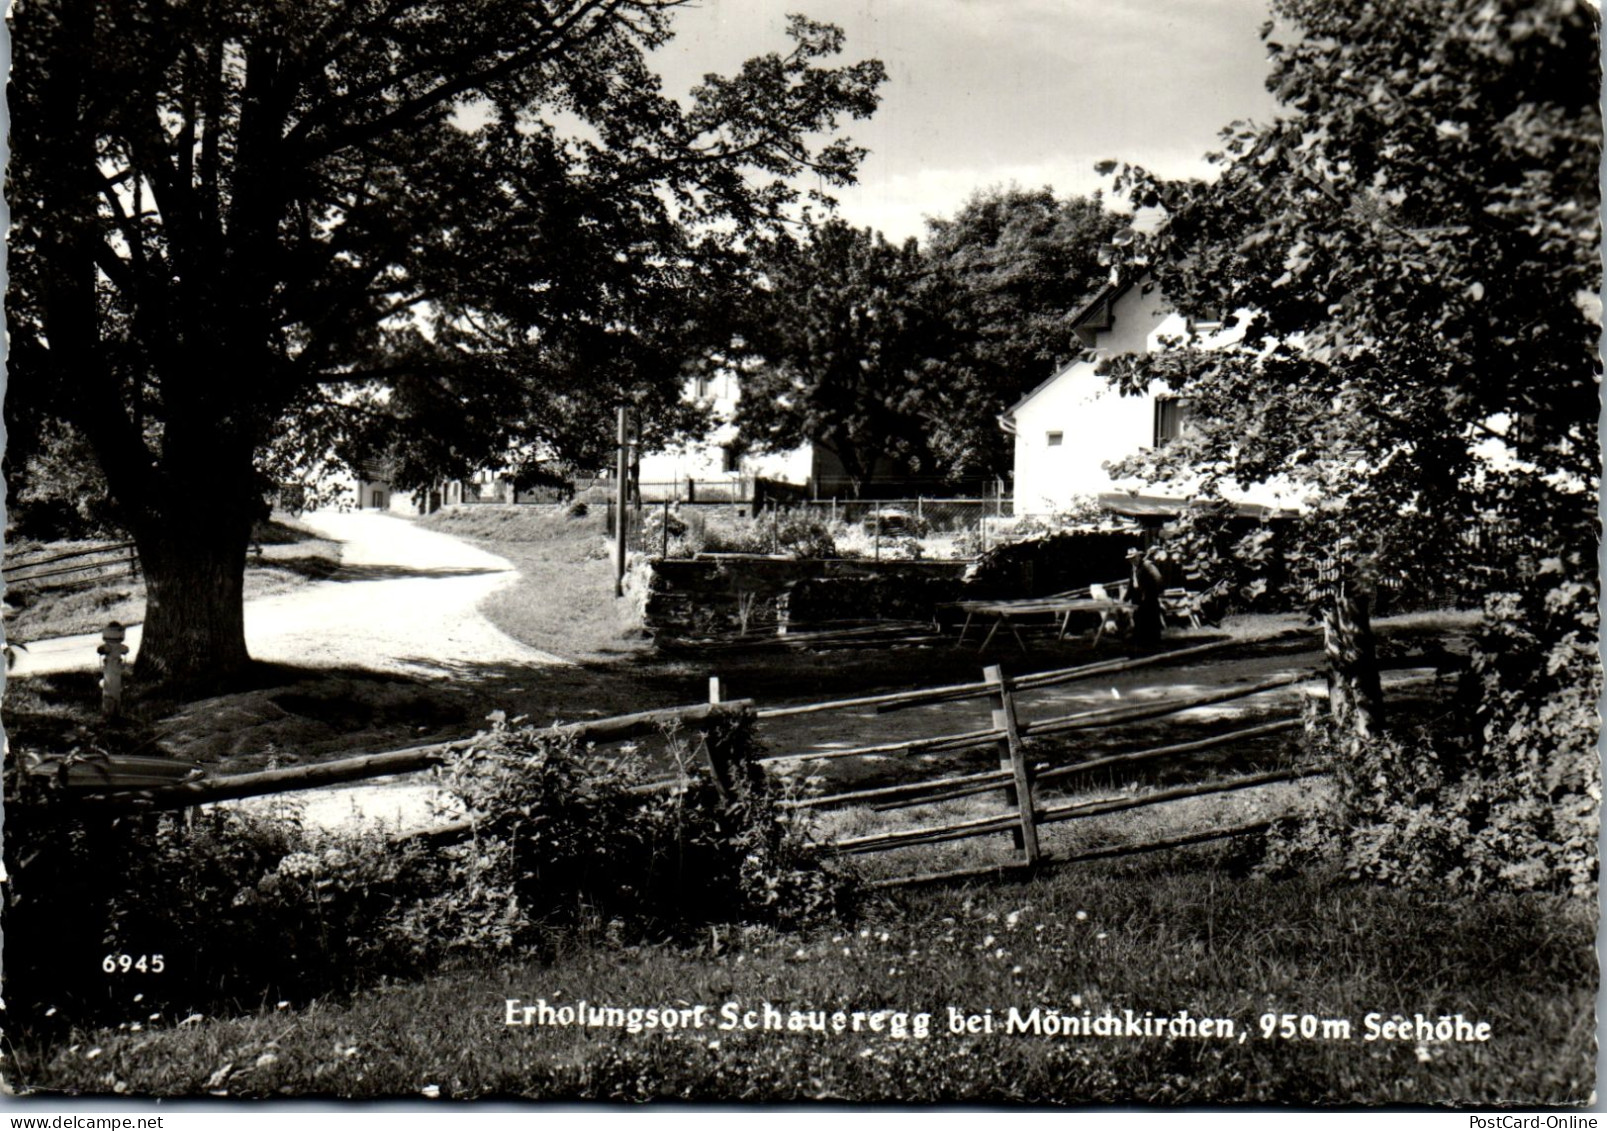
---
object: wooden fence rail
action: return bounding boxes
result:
[77,700,752,811]
[63,609,1388,890]
[754,629,1315,721]
[4,542,140,588]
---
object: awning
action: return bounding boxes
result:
[1096,492,1299,521]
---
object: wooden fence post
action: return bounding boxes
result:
[704,676,734,801]
[985,663,1040,864]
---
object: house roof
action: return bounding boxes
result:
[1067,277,1135,349]
[1000,275,1141,423]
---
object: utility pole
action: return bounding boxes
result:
[614,404,629,597]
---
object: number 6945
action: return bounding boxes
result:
[102,953,164,974]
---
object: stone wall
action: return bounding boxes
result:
[644,555,969,645]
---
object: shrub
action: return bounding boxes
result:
[408,712,851,952]
[1262,560,1599,898]
[3,711,851,1034]
[2,764,436,1030]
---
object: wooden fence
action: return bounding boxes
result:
[4,542,140,590]
[51,625,1451,890]
[755,630,1329,888]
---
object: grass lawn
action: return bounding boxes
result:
[12,843,1593,1105]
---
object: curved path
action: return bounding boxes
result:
[8,510,566,679]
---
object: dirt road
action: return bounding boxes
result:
[9,510,567,679]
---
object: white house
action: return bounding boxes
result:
[635,369,813,497]
[999,276,1298,517]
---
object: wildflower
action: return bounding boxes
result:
[1075,911,1088,922]
[276,1001,291,1010]
[278,853,319,878]
[877,931,890,943]
[1414,1045,1432,1063]
[1005,911,1021,929]
[1011,966,1024,976]
[422,1084,441,1098]
[1071,994,1084,1007]
[85,1048,103,1060]
[994,948,1007,959]
[981,935,996,948]
[1096,932,1108,941]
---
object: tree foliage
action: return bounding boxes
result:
[735,190,1120,491]
[7,0,885,689]
[920,187,1124,478]
[1105,0,1600,892]
[734,220,955,496]
[1106,0,1599,592]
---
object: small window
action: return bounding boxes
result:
[1045,431,1064,447]
[722,445,741,474]
[1154,398,1190,446]
[693,375,712,398]
[371,490,384,509]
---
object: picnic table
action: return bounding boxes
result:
[954,583,1136,652]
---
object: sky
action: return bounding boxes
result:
[650,0,1284,243]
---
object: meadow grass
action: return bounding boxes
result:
[10,839,1593,1105]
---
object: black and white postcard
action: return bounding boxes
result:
[1,0,1599,1113]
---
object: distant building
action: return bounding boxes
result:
[634,370,811,500]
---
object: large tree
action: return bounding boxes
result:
[7,0,885,692]
[734,219,956,497]
[1104,0,1599,885]
[920,187,1125,479]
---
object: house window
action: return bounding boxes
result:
[1154,398,1191,446]
[722,445,741,474]
[1045,431,1064,447]
[693,374,713,398]
[371,490,384,509]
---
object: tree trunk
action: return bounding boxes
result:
[1321,586,1384,740]
[130,476,257,694]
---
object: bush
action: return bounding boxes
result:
[1262,561,1599,898]
[3,711,851,1034]
[2,766,436,1030]
[664,509,837,560]
[408,712,851,952]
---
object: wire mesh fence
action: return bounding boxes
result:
[608,496,1016,560]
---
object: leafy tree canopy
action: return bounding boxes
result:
[734,189,1122,492]
[7,0,885,688]
[733,219,953,497]
[1103,0,1599,597]
[1101,0,1600,864]
[920,187,1125,479]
